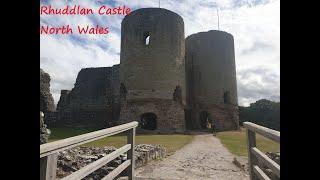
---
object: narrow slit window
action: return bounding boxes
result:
[145,35,150,45]
[144,32,150,46]
[224,91,231,104]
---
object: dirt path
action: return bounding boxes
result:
[134,134,249,180]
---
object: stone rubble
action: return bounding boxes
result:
[135,144,166,168]
[56,144,166,179]
[261,152,280,180]
[266,152,280,165]
[40,112,50,144]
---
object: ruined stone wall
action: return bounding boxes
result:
[51,65,120,127]
[56,90,70,111]
[63,66,119,110]
[40,68,55,113]
[119,8,186,130]
[185,30,239,131]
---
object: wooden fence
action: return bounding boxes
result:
[40,116,138,180]
[243,122,280,180]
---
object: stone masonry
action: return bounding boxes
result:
[40,68,55,113]
[120,100,185,131]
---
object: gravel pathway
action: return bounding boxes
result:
[134,134,249,180]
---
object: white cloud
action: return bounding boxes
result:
[40,0,280,106]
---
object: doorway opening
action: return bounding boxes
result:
[199,111,212,130]
[140,113,157,130]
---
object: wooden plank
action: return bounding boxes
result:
[40,153,57,180]
[251,147,280,177]
[40,121,138,158]
[243,122,280,143]
[101,160,131,180]
[61,144,131,180]
[253,165,271,180]
[127,128,136,180]
[247,129,258,180]
[40,157,46,180]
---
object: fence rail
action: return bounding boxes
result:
[40,112,138,180]
[243,122,280,180]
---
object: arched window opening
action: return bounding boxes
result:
[145,36,150,45]
[144,32,150,46]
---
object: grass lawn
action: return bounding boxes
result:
[49,128,194,155]
[216,128,280,157]
[49,127,99,140]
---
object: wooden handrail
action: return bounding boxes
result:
[102,160,131,180]
[243,122,280,143]
[244,122,280,180]
[40,120,138,180]
[41,122,138,158]
[253,165,271,180]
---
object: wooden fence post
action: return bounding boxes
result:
[127,127,136,180]
[40,153,57,180]
[247,129,258,180]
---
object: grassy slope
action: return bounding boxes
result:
[49,128,194,155]
[216,128,280,157]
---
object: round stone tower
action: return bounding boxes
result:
[185,30,239,131]
[119,8,186,131]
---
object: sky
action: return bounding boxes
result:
[40,0,280,107]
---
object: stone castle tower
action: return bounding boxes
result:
[185,30,239,131]
[119,8,186,131]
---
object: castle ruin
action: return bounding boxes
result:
[48,8,239,132]
[51,66,120,127]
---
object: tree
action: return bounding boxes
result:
[239,99,280,130]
